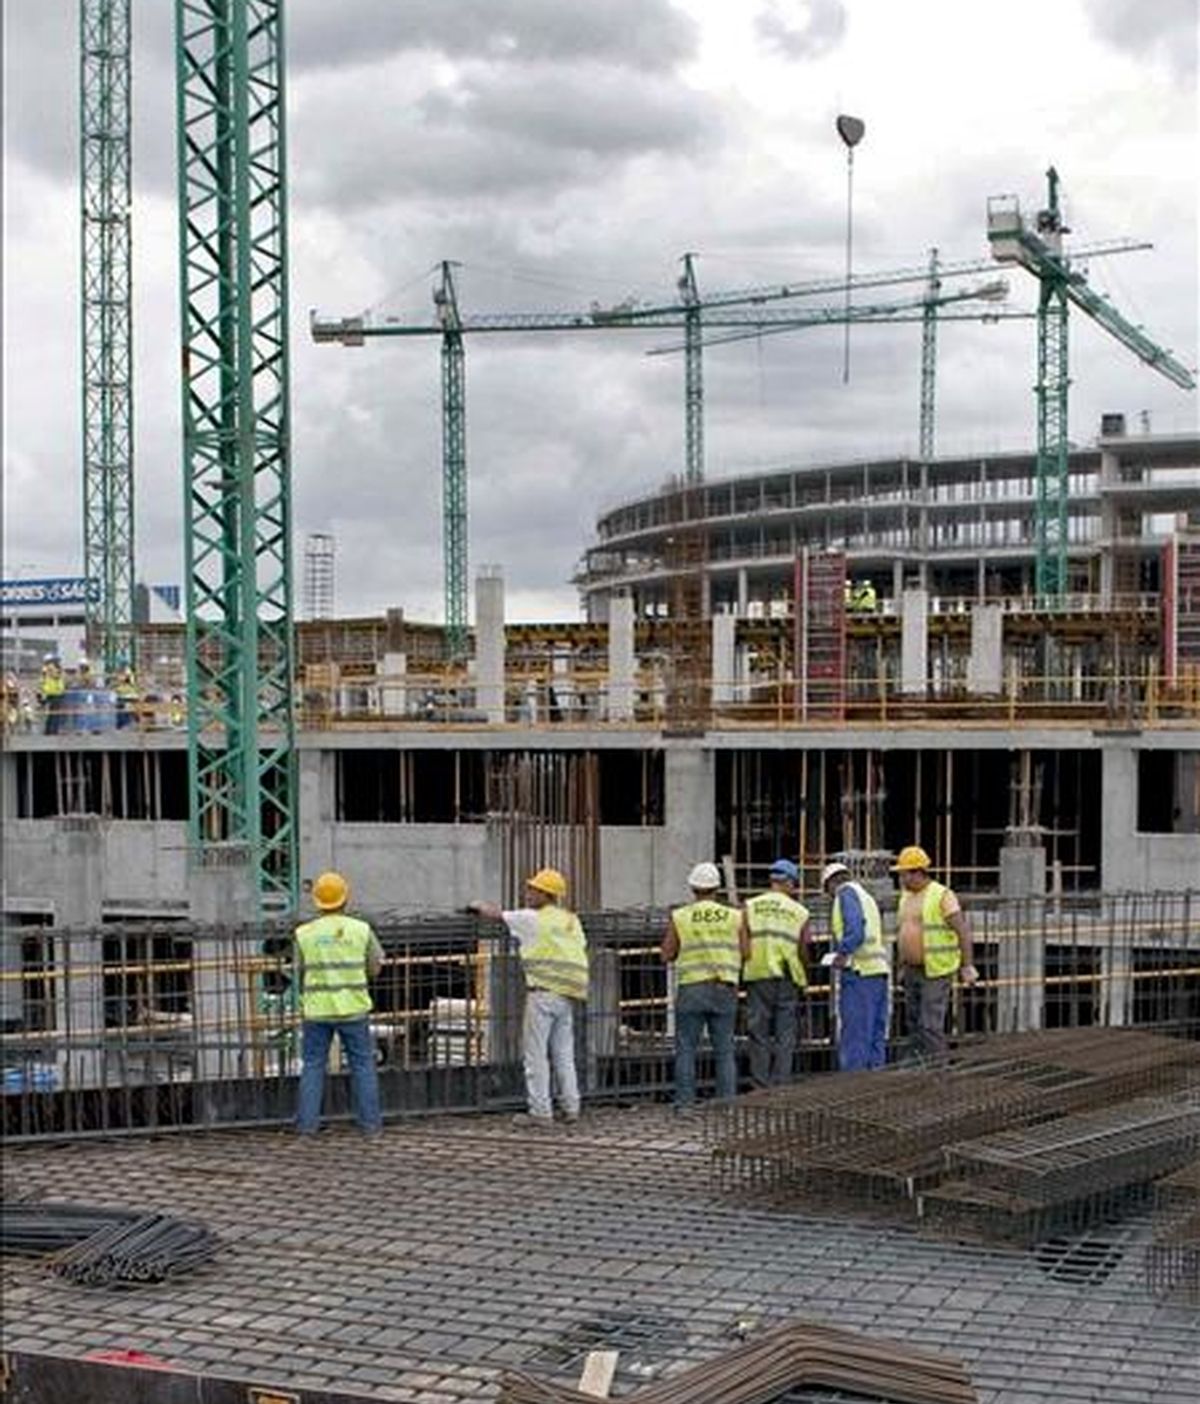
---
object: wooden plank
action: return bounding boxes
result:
[576,1349,618,1398]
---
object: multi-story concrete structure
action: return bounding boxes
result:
[577,427,1200,620]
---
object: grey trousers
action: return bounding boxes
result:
[523,989,581,1118]
[902,966,952,1062]
[745,977,798,1087]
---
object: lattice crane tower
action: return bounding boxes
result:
[80,0,135,674]
[174,0,297,908]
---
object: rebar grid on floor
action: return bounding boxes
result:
[3,1110,1199,1404]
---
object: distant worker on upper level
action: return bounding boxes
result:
[849,579,878,613]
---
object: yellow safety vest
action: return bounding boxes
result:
[743,892,809,988]
[672,900,742,987]
[915,880,961,979]
[830,881,889,977]
[295,914,374,1020]
[522,906,589,1000]
[40,673,65,699]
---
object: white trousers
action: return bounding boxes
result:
[523,989,581,1118]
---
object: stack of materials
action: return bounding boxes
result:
[709,1029,1200,1244]
[1146,1155,1200,1302]
[500,1320,978,1404]
[0,1202,218,1286]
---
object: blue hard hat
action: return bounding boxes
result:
[769,859,799,883]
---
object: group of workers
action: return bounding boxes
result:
[292,846,976,1136]
[844,578,878,613]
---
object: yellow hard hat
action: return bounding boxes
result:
[526,867,567,899]
[892,845,932,873]
[312,871,349,910]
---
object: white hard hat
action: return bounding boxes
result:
[688,861,721,891]
[821,861,851,886]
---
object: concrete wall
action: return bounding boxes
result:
[328,823,490,913]
[1101,746,1200,890]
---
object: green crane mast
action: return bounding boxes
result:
[435,262,468,660]
[174,0,297,909]
[679,253,703,483]
[80,0,135,674]
[988,167,1195,599]
[919,248,941,462]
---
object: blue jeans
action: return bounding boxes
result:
[296,1018,382,1134]
[838,972,889,1071]
[674,980,738,1107]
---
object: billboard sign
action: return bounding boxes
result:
[0,577,101,608]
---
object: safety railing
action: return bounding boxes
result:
[2,894,1196,1140]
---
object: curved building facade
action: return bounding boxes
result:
[578,428,1200,619]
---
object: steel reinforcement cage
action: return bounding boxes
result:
[2,893,1198,1140]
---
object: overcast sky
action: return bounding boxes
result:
[4,0,1198,623]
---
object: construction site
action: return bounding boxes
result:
[3,2,1200,1402]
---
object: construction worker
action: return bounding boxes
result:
[294,870,384,1137]
[893,845,977,1063]
[821,862,890,1071]
[114,666,139,729]
[38,656,65,733]
[741,858,812,1087]
[662,862,748,1112]
[469,868,588,1129]
[850,579,878,613]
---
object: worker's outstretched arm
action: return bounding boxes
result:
[468,900,502,921]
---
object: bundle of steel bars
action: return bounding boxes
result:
[709,1030,1200,1239]
[0,1202,217,1286]
[499,1320,978,1404]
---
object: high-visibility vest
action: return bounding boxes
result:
[522,906,589,1001]
[295,914,374,1020]
[914,880,961,979]
[672,900,741,987]
[830,881,889,977]
[743,891,809,988]
[40,672,64,700]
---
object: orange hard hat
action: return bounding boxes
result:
[526,868,567,899]
[892,845,932,873]
[312,871,349,910]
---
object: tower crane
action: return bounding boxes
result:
[80,0,135,675]
[987,168,1196,598]
[313,263,1020,657]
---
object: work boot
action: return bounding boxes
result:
[511,1112,554,1131]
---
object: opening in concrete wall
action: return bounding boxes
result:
[1137,751,1200,834]
[14,752,187,820]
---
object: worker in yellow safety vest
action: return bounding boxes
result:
[741,858,812,1087]
[294,870,384,1136]
[821,861,891,1070]
[662,862,748,1112]
[470,868,589,1129]
[893,845,977,1063]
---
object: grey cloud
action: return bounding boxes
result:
[295,63,723,211]
[755,0,847,61]
[283,0,698,76]
[1083,0,1198,78]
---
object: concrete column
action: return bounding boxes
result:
[54,817,105,1088]
[900,588,929,695]
[475,568,506,724]
[967,604,1004,695]
[655,749,715,904]
[711,612,736,705]
[1100,746,1137,891]
[298,749,334,879]
[736,568,749,617]
[999,844,1046,898]
[378,650,407,717]
[0,752,17,819]
[1098,447,1120,605]
[995,898,1045,1034]
[189,843,258,1083]
[892,559,904,600]
[607,594,635,722]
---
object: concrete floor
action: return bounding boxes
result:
[2,1107,1198,1403]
